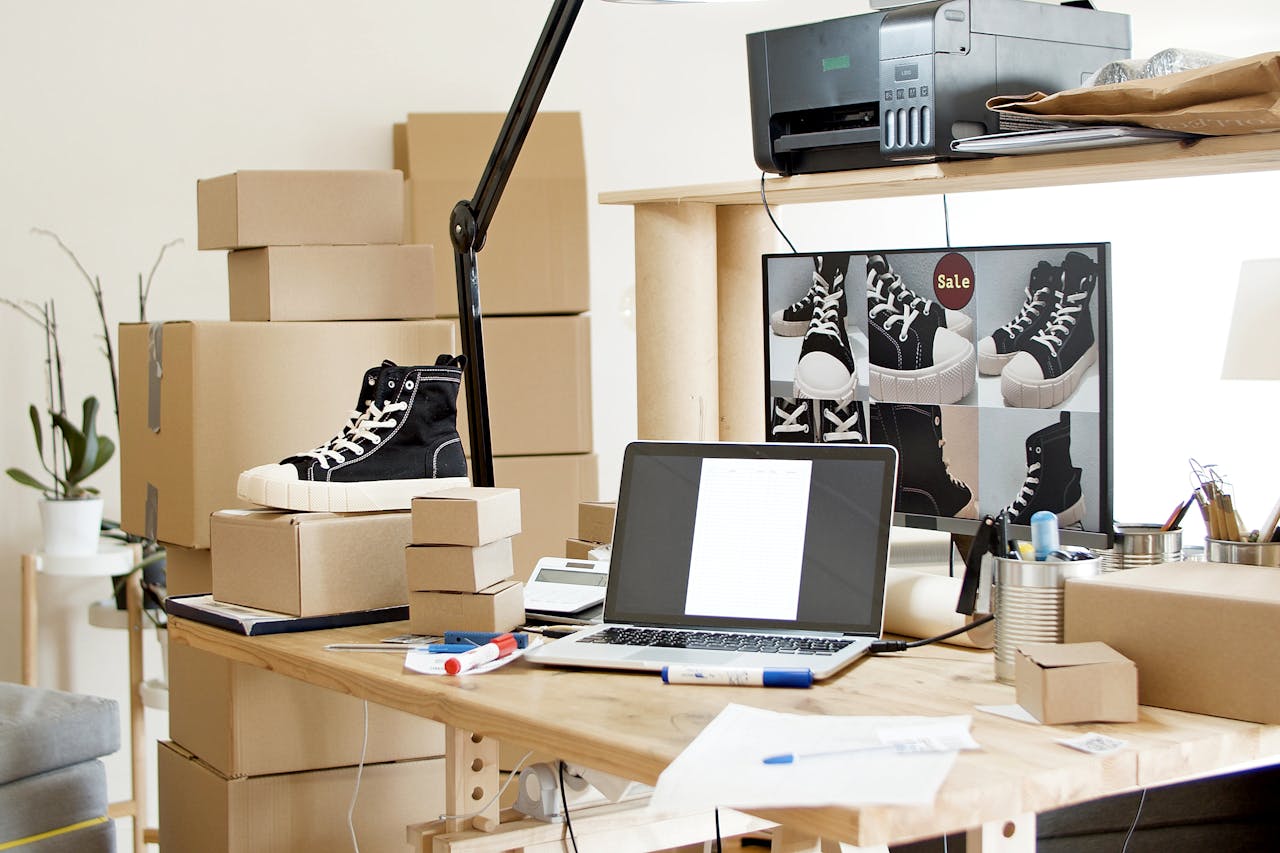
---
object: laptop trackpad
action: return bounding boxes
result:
[626,648,738,665]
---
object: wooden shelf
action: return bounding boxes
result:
[600,131,1280,207]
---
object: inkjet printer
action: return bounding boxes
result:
[748,0,1131,175]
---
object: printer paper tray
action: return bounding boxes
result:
[776,126,881,154]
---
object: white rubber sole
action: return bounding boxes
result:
[237,468,470,512]
[1001,345,1097,409]
[1056,495,1087,528]
[770,314,809,337]
[794,355,857,405]
[869,345,976,405]
[977,346,1016,376]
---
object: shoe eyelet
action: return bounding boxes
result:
[405,380,415,389]
[367,377,375,386]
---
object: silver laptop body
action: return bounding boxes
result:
[525,441,898,681]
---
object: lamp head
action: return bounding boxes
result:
[1221,259,1280,381]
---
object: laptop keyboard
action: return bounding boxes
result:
[578,627,853,655]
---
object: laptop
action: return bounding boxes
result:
[524,441,898,681]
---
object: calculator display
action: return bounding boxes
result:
[535,568,608,587]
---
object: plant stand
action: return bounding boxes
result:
[20,545,157,852]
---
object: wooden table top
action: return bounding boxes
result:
[169,617,1280,847]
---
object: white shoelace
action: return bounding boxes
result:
[805,286,846,344]
[1000,286,1049,337]
[868,279,920,343]
[822,406,863,442]
[773,401,810,435]
[1006,461,1041,515]
[1028,290,1086,357]
[302,401,408,469]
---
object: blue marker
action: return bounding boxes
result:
[660,665,812,688]
[1030,510,1060,561]
[425,644,476,654]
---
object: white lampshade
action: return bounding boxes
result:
[1221,258,1280,380]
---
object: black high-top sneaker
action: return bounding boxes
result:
[977,261,1057,376]
[794,272,856,403]
[818,398,868,444]
[867,254,973,338]
[769,256,848,336]
[237,355,470,512]
[770,397,814,442]
[1003,411,1085,526]
[1001,251,1099,408]
[869,403,975,517]
[867,264,976,405]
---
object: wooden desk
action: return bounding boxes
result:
[169,617,1279,851]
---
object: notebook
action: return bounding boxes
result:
[524,441,898,680]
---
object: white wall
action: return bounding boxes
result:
[3,0,1279,843]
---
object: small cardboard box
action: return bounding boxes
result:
[402,113,588,316]
[197,170,404,249]
[454,315,593,457]
[210,510,412,617]
[1014,642,1138,725]
[405,539,514,593]
[495,454,599,582]
[162,543,212,596]
[411,487,521,546]
[227,244,434,322]
[565,538,597,560]
[168,643,444,778]
[118,319,455,548]
[159,740,445,853]
[577,501,617,544]
[1065,561,1280,724]
[408,579,525,635]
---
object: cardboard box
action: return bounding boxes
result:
[227,244,434,322]
[1014,642,1138,725]
[577,501,617,544]
[118,320,455,548]
[196,170,404,250]
[408,579,524,635]
[495,454,599,582]
[411,487,521,547]
[1065,561,1280,725]
[159,740,444,853]
[163,543,212,596]
[405,539,514,593]
[403,112,589,316]
[565,538,597,560]
[454,315,593,457]
[168,643,444,777]
[211,510,413,617]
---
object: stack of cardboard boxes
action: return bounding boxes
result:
[117,170,456,851]
[395,113,599,581]
[568,500,616,560]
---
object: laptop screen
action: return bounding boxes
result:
[603,442,897,635]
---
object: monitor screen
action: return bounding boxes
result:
[762,244,1113,548]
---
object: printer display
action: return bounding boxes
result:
[747,0,1131,175]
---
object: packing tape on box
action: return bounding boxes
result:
[145,483,159,543]
[147,322,163,433]
[884,567,994,649]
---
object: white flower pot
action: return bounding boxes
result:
[38,497,104,556]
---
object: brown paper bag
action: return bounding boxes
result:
[987,51,1280,135]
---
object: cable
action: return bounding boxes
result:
[1120,788,1147,853]
[437,749,535,821]
[347,700,369,853]
[942,193,952,247]
[558,760,580,853]
[714,807,722,853]
[869,613,995,654]
[760,172,797,253]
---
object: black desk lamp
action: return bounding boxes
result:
[449,0,750,486]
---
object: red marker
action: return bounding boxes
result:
[443,633,519,675]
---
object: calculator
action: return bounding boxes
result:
[524,557,609,615]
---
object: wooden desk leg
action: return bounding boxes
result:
[21,554,38,686]
[716,204,777,442]
[443,726,500,834]
[125,571,147,853]
[634,201,719,441]
[966,813,1035,853]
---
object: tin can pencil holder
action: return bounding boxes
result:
[1099,524,1183,572]
[1205,538,1280,567]
[993,555,1101,684]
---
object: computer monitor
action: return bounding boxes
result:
[762,243,1113,549]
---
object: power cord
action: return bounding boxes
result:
[558,760,580,853]
[437,749,534,822]
[347,700,369,853]
[1120,788,1147,853]
[760,171,797,253]
[869,613,995,654]
[714,807,723,852]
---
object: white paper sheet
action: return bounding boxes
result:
[403,646,528,676]
[650,704,976,813]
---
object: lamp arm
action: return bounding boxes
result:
[450,0,586,487]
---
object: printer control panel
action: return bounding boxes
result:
[879,59,938,155]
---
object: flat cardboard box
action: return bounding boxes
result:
[577,501,617,544]
[210,510,413,617]
[159,740,444,853]
[1065,561,1280,724]
[227,244,434,322]
[118,320,455,548]
[495,454,599,582]
[408,579,525,635]
[411,487,521,547]
[405,539,514,593]
[197,170,404,250]
[168,643,444,778]
[403,112,589,316]
[1014,642,1138,725]
[163,543,211,596]
[454,314,593,457]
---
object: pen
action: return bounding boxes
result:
[660,666,812,688]
[762,739,949,765]
[443,633,519,675]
